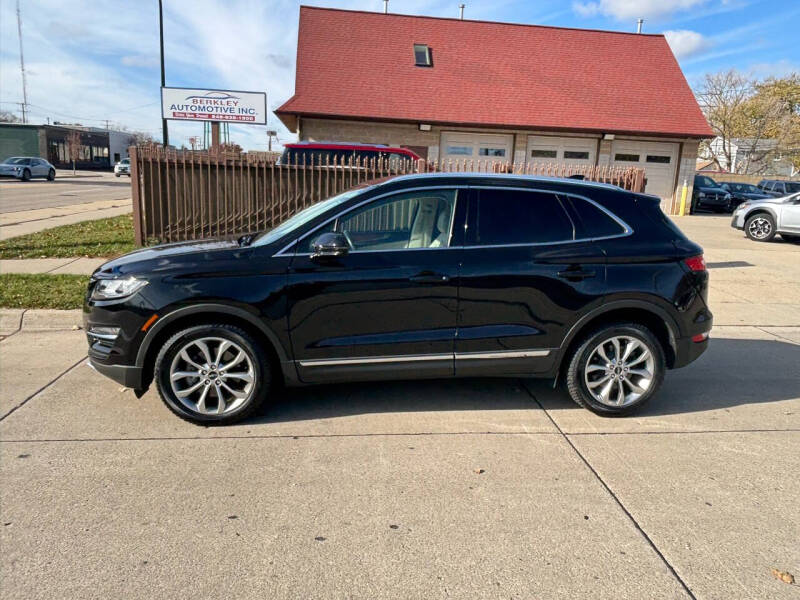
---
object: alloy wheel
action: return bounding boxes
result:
[748,217,772,239]
[583,336,655,407]
[169,337,255,415]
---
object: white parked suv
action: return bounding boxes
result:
[731,192,800,243]
[114,158,131,177]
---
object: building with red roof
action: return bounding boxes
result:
[276,6,712,206]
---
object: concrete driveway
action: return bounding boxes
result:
[1,215,798,599]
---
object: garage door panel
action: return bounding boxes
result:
[611,140,678,202]
[442,132,512,163]
[527,136,595,165]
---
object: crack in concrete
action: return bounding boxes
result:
[0,357,86,422]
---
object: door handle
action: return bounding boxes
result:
[557,268,596,281]
[410,271,450,283]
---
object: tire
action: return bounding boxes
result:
[154,324,270,425]
[115,173,120,177]
[21,168,31,182]
[47,169,55,181]
[780,234,800,244]
[745,213,776,242]
[565,323,666,417]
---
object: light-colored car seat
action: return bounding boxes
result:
[429,209,451,247]
[408,198,439,248]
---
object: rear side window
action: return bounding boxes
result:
[471,189,574,245]
[565,196,626,238]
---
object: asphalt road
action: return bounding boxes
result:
[1,216,798,599]
[0,171,131,214]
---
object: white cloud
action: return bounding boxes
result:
[664,29,712,59]
[573,0,709,21]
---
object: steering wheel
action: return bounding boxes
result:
[341,229,355,250]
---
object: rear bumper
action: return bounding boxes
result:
[87,358,143,388]
[673,334,709,368]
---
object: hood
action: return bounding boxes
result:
[94,238,242,277]
[736,192,771,200]
[697,186,728,194]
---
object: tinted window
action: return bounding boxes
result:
[695,176,717,187]
[472,190,573,245]
[786,182,800,193]
[566,196,625,238]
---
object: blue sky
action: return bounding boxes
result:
[0,0,797,151]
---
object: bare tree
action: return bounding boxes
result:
[130,130,154,145]
[695,70,753,171]
[0,110,21,123]
[65,130,82,175]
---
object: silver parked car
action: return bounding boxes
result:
[731,192,800,243]
[114,158,131,177]
[0,156,56,181]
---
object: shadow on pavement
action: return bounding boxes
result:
[250,337,799,423]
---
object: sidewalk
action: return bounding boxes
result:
[0,257,105,275]
[0,199,132,240]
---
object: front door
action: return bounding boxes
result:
[455,187,607,376]
[287,187,465,383]
[780,196,800,232]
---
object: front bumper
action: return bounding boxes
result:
[731,210,746,230]
[87,359,144,388]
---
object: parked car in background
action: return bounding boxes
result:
[731,192,800,242]
[280,142,422,167]
[84,173,711,424]
[757,179,800,198]
[0,157,56,181]
[692,175,733,212]
[114,158,131,177]
[719,182,771,209]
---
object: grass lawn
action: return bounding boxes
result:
[0,214,135,259]
[0,274,89,309]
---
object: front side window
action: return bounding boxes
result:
[472,189,574,246]
[307,189,457,252]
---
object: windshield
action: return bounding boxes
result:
[696,176,718,187]
[2,157,27,165]
[120,159,129,164]
[729,183,760,193]
[252,187,368,247]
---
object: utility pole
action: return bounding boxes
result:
[158,0,169,147]
[16,0,28,124]
[266,129,277,152]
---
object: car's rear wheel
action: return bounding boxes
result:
[154,324,270,425]
[47,168,55,181]
[745,213,776,242]
[21,168,31,181]
[565,323,665,416]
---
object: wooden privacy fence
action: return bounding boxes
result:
[130,146,647,245]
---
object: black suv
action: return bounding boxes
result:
[85,174,712,424]
[692,175,733,212]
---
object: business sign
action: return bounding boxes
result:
[161,87,267,124]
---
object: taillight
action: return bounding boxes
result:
[684,255,706,272]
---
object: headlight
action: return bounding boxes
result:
[91,276,147,300]
[698,192,705,198]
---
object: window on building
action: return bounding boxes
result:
[472,190,574,246]
[414,44,432,67]
[530,149,558,159]
[564,151,590,160]
[478,147,506,157]
[447,146,472,156]
[565,196,625,239]
[615,153,640,162]
[646,155,671,164]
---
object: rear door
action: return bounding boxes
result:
[455,186,608,377]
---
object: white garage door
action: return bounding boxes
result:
[527,136,596,166]
[611,140,678,202]
[441,132,513,165]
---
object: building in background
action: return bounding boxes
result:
[0,123,135,169]
[701,136,798,177]
[276,7,713,212]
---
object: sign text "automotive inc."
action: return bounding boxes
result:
[161,87,267,125]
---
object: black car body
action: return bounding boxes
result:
[757,179,800,198]
[719,182,771,209]
[692,175,733,212]
[85,174,712,424]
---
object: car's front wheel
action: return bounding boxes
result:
[565,323,665,416]
[21,168,31,181]
[47,169,55,181]
[745,213,776,242]
[154,324,270,425]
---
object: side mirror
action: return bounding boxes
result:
[310,232,350,260]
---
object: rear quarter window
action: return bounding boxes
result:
[564,196,626,239]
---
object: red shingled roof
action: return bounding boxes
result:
[276,7,712,138]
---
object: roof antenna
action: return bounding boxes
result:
[459,4,465,19]
[636,18,644,33]
[383,0,388,14]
